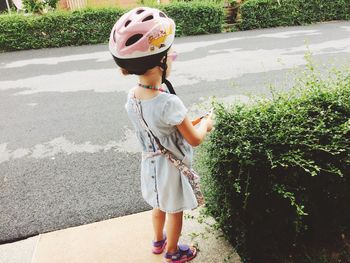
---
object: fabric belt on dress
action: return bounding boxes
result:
[142,150,162,160]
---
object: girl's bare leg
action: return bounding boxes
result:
[165,211,183,254]
[165,211,196,262]
[152,208,166,241]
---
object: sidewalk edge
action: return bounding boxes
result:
[30,235,41,263]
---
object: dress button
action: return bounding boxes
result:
[149,145,153,149]
[151,176,155,179]
[151,160,155,164]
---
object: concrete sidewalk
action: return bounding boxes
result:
[0,208,241,263]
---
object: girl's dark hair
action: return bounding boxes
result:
[112,48,170,75]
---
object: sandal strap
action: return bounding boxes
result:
[164,251,181,260]
[153,238,166,247]
[153,233,167,247]
[164,244,194,260]
[178,244,191,253]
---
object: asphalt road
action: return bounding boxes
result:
[0,21,349,243]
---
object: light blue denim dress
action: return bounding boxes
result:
[125,88,198,213]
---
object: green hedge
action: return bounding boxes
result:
[239,0,350,30]
[0,3,224,52]
[196,64,350,262]
[0,8,125,51]
[162,2,224,36]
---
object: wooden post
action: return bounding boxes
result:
[236,0,243,21]
[58,0,69,10]
[5,0,11,14]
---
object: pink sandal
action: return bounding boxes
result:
[152,233,167,254]
[163,244,197,263]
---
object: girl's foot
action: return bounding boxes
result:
[152,233,167,254]
[163,244,197,263]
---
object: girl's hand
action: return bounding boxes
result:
[203,111,214,132]
[192,109,214,127]
[177,110,214,147]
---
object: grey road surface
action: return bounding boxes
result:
[0,21,349,243]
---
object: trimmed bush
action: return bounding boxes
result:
[239,0,350,30]
[162,2,224,36]
[0,3,224,52]
[196,63,350,262]
[0,8,125,51]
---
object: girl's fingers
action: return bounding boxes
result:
[206,111,214,120]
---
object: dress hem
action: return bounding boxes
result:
[156,205,198,213]
[147,201,198,213]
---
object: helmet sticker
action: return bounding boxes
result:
[148,24,173,50]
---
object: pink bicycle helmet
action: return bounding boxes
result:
[109,7,175,59]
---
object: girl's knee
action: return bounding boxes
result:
[153,208,166,216]
[167,211,183,218]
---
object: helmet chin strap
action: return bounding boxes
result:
[160,53,176,95]
[164,79,175,95]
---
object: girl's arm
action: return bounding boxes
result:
[176,114,213,147]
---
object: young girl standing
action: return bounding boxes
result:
[109,7,213,263]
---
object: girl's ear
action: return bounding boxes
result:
[120,68,129,75]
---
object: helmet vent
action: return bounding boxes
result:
[125,34,143,46]
[125,20,131,27]
[136,9,145,14]
[159,12,166,18]
[112,30,116,42]
[142,15,154,22]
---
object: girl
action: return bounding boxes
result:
[109,7,213,263]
